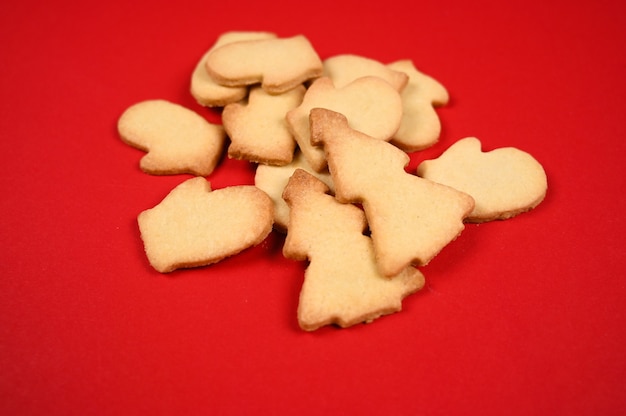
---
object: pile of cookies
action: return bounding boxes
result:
[118,32,548,331]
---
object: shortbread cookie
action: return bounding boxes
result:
[138,177,273,273]
[205,34,323,95]
[310,108,475,277]
[191,31,277,107]
[223,84,306,165]
[387,60,450,152]
[286,76,403,172]
[118,99,225,176]
[255,150,334,232]
[283,169,425,331]
[416,137,547,222]
[323,54,409,91]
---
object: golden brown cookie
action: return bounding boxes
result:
[118,99,225,176]
[286,76,403,172]
[387,59,450,152]
[323,54,409,91]
[190,31,278,107]
[417,137,547,222]
[283,169,425,331]
[310,108,475,277]
[222,84,306,165]
[138,177,274,273]
[205,34,323,95]
[254,150,334,232]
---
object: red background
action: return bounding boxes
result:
[1,0,625,414]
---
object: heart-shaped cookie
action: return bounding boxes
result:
[417,137,548,222]
[137,177,274,273]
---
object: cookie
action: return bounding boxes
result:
[387,59,450,152]
[137,177,274,273]
[190,31,277,107]
[118,99,225,176]
[416,137,547,222]
[205,34,323,95]
[310,108,475,277]
[255,150,334,232]
[222,84,306,165]
[286,76,403,172]
[323,54,409,91]
[282,169,425,331]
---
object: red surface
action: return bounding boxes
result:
[1,0,625,414]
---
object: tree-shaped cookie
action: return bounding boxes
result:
[282,169,425,331]
[286,76,403,172]
[138,177,274,273]
[205,35,323,95]
[417,137,547,222]
[118,99,225,176]
[310,108,475,277]
[222,84,306,165]
[387,60,450,152]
